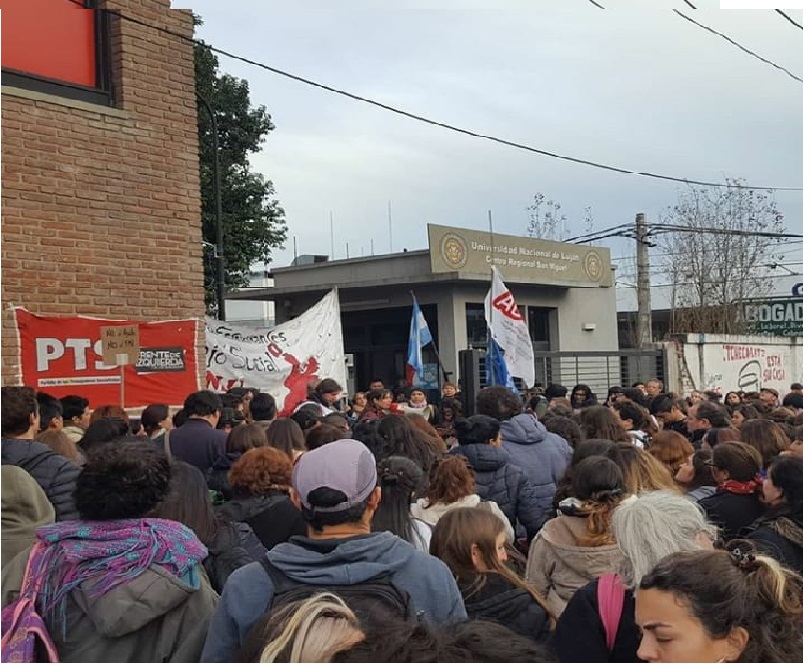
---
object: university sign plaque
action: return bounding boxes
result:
[428,224,612,288]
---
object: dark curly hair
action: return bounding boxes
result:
[474,387,523,421]
[75,440,170,520]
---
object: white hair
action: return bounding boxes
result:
[612,490,716,590]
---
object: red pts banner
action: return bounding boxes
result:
[13,309,200,409]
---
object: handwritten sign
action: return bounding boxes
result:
[100,325,140,366]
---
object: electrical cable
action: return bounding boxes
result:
[587,0,605,8]
[775,9,803,30]
[72,5,802,192]
[672,9,802,83]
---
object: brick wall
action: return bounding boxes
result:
[1,0,204,386]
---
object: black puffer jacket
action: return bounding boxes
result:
[746,508,802,574]
[204,452,241,501]
[460,573,552,646]
[216,492,307,551]
[203,520,265,593]
[449,443,544,540]
[1,438,80,521]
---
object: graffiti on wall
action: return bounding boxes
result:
[721,345,788,393]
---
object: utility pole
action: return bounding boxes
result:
[330,211,335,259]
[636,212,653,349]
[388,200,393,253]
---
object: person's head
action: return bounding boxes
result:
[406,388,427,407]
[728,403,760,429]
[542,416,582,450]
[474,386,523,421]
[36,429,82,463]
[739,418,791,470]
[89,404,129,424]
[228,446,293,499]
[528,394,549,419]
[150,460,217,545]
[216,406,244,432]
[172,408,188,428]
[758,387,779,410]
[648,431,694,477]
[305,424,348,451]
[709,441,762,485]
[619,387,649,408]
[702,426,741,451]
[77,440,170,520]
[454,415,501,447]
[350,392,367,411]
[182,390,222,426]
[249,392,277,422]
[289,406,322,435]
[1,386,40,438]
[60,394,91,430]
[545,383,568,400]
[291,439,381,535]
[788,424,802,457]
[368,379,385,391]
[545,398,573,419]
[371,456,425,543]
[36,392,63,432]
[674,449,716,490]
[579,405,629,443]
[568,456,626,546]
[687,401,730,433]
[613,490,715,590]
[402,413,447,453]
[613,401,645,432]
[140,403,172,436]
[649,393,685,425]
[552,438,617,508]
[605,444,681,495]
[77,417,130,457]
[570,384,595,409]
[321,412,351,433]
[311,378,342,407]
[636,548,802,663]
[375,414,442,473]
[645,379,664,398]
[224,422,267,454]
[723,391,742,407]
[240,592,364,663]
[424,455,475,507]
[761,454,802,513]
[266,418,306,459]
[441,382,458,398]
[364,388,393,412]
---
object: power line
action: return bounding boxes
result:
[682,0,697,8]
[587,0,605,8]
[775,9,803,30]
[88,6,802,193]
[672,10,802,83]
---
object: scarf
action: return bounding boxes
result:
[718,479,759,495]
[410,399,428,409]
[33,518,207,623]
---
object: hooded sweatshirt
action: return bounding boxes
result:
[1,466,55,569]
[1,548,218,662]
[200,531,467,662]
[499,413,572,523]
[526,514,624,616]
[411,494,515,542]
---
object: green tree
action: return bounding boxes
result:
[194,21,287,314]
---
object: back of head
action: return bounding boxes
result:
[266,418,306,458]
[36,392,63,430]
[649,393,675,417]
[622,387,648,408]
[430,506,507,580]
[546,383,568,400]
[289,406,321,433]
[372,456,425,542]
[376,414,441,472]
[615,401,645,430]
[225,422,268,454]
[321,412,351,431]
[305,424,347,451]
[78,417,131,456]
[151,459,217,544]
[60,394,89,422]
[1,386,38,438]
[571,455,624,503]
[542,415,582,449]
[229,447,293,497]
[639,547,802,663]
[474,386,523,421]
[612,490,715,589]
[705,427,741,448]
[739,419,791,469]
[249,392,277,422]
[183,390,223,418]
[782,392,803,410]
[426,455,475,506]
[37,429,81,463]
[454,415,500,446]
[605,443,680,495]
[217,406,245,430]
[695,400,731,428]
[767,455,802,515]
[579,405,628,443]
[648,430,694,476]
[140,403,170,435]
[712,441,763,482]
[77,440,170,521]
[89,404,129,424]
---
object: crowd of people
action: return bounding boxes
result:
[0,376,803,662]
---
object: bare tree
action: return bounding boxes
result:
[660,179,786,334]
[526,193,594,241]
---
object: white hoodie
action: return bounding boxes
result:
[411,494,515,542]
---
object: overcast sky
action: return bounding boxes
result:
[180,1,804,310]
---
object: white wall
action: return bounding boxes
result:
[679,333,803,395]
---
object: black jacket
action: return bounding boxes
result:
[1,438,80,521]
[460,573,552,646]
[155,419,227,472]
[665,419,691,439]
[216,492,307,551]
[205,452,241,501]
[746,510,802,574]
[203,520,266,594]
[554,578,641,663]
[699,490,764,543]
[449,443,544,540]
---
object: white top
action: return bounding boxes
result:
[411,494,515,543]
[410,518,433,553]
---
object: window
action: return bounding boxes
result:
[466,304,488,347]
[528,307,552,350]
[1,0,113,105]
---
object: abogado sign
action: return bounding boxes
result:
[743,298,803,337]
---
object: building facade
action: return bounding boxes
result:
[1,0,204,384]
[232,225,620,391]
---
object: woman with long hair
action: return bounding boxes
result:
[570,384,597,410]
[205,422,268,500]
[266,418,306,460]
[698,441,764,543]
[700,426,741,451]
[746,455,802,573]
[723,391,742,408]
[359,388,396,423]
[141,403,172,440]
[728,403,760,429]
[36,428,83,464]
[298,378,343,416]
[739,418,791,470]
[403,412,447,453]
[604,444,681,495]
[635,547,802,662]
[673,449,717,502]
[647,430,693,477]
[411,456,514,542]
[431,506,555,645]
[552,439,615,511]
[376,414,443,477]
[578,406,630,443]
[527,456,626,615]
[371,456,432,552]
[77,417,130,458]
[433,397,463,444]
[555,490,716,663]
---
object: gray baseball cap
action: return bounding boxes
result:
[292,439,378,513]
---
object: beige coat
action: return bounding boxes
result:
[411,494,515,542]
[526,514,624,616]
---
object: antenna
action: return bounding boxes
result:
[388,200,393,253]
[293,236,298,259]
[370,238,374,255]
[346,242,349,259]
[330,211,335,259]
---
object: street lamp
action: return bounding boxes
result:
[197,93,226,321]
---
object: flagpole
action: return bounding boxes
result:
[409,290,449,384]
[486,210,495,387]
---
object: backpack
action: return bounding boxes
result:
[1,542,59,663]
[596,573,625,653]
[258,557,411,624]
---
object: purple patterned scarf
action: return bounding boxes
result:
[32,518,207,621]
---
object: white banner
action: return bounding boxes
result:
[485,266,536,387]
[205,289,347,416]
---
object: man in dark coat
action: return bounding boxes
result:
[155,390,227,471]
[1,386,79,521]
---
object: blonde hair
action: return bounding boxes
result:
[258,593,364,663]
[606,444,681,495]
